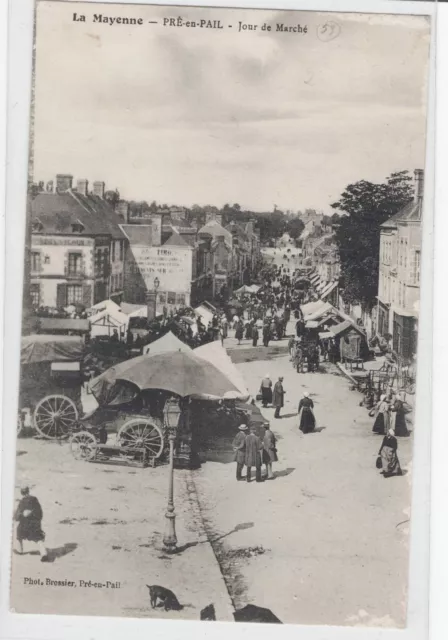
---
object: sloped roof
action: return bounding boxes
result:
[120,224,153,246]
[164,231,189,247]
[31,192,125,240]
[381,199,422,228]
[198,220,232,244]
[330,320,366,337]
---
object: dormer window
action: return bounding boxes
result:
[32,218,44,233]
[71,219,85,233]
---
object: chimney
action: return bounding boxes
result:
[414,169,424,203]
[215,213,223,227]
[93,181,105,198]
[205,211,213,225]
[151,213,162,247]
[76,179,88,196]
[116,200,130,223]
[56,174,73,193]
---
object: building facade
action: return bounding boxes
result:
[30,175,126,309]
[377,169,423,364]
[121,223,193,313]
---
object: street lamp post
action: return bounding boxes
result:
[162,397,182,553]
[153,276,160,318]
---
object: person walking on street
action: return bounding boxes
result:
[371,394,390,435]
[390,392,410,437]
[232,424,248,481]
[273,376,285,419]
[378,429,402,477]
[260,374,273,407]
[262,424,278,480]
[15,485,49,561]
[235,319,244,345]
[298,391,316,433]
[262,323,271,348]
[245,426,264,482]
[252,324,259,347]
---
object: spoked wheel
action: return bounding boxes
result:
[70,431,97,461]
[117,418,164,460]
[33,394,79,440]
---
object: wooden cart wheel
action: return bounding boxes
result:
[70,431,97,461]
[33,394,79,440]
[117,418,164,460]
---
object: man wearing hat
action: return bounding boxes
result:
[273,376,286,419]
[232,424,248,481]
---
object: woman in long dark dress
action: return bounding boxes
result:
[378,429,402,477]
[371,394,390,435]
[298,392,316,433]
[15,486,48,560]
[235,321,244,345]
[390,394,410,437]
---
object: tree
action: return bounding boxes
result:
[286,217,305,240]
[331,171,413,309]
[104,189,120,208]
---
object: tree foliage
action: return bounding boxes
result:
[286,217,305,240]
[331,171,413,309]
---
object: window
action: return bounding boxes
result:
[31,252,41,272]
[67,284,83,304]
[119,241,124,261]
[30,283,40,307]
[68,253,83,275]
[414,250,421,284]
[177,293,186,306]
[158,292,167,304]
[167,292,176,305]
[112,242,116,262]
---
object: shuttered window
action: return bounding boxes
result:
[67,285,83,304]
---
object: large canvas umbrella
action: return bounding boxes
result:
[89,350,240,405]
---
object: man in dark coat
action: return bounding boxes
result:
[15,486,48,561]
[252,325,259,347]
[245,426,263,482]
[232,424,247,481]
[262,424,278,480]
[262,323,271,348]
[273,377,285,419]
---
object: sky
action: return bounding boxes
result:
[32,2,431,212]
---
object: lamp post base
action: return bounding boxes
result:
[163,511,177,553]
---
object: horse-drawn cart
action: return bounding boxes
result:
[19,334,85,439]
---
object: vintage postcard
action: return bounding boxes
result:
[3,0,434,631]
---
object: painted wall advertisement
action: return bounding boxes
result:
[131,246,193,293]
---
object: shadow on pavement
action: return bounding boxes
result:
[170,522,254,556]
[273,467,295,478]
[45,542,78,563]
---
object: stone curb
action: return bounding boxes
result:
[183,470,235,622]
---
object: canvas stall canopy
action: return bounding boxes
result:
[194,304,214,328]
[142,331,192,356]
[34,317,90,335]
[89,307,128,338]
[90,299,121,315]
[21,334,85,365]
[194,341,250,401]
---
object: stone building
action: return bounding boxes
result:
[377,169,423,364]
[29,175,126,309]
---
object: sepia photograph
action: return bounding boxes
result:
[4,0,433,629]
